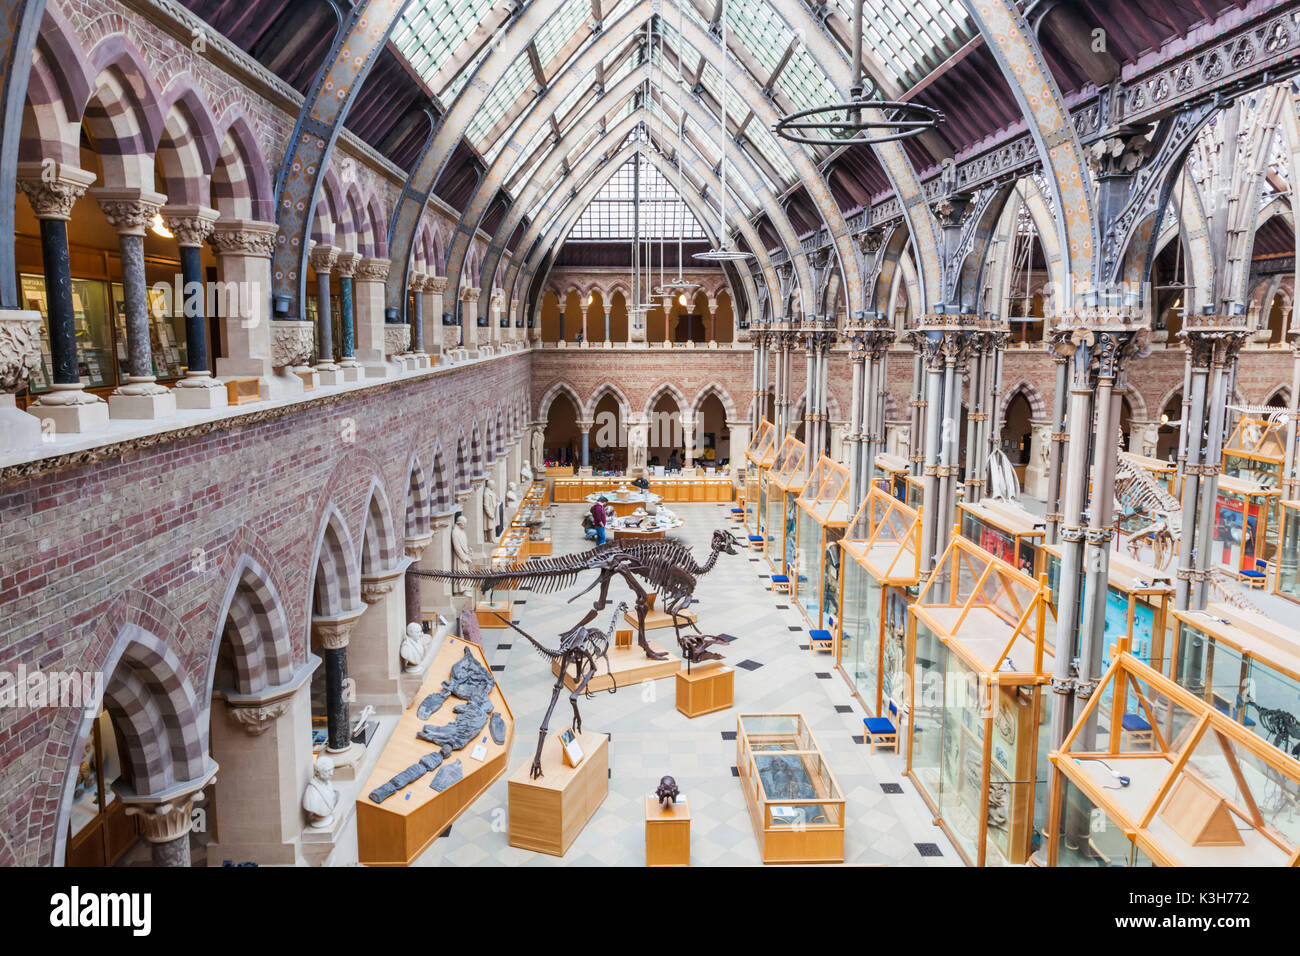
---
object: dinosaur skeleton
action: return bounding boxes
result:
[414,530,741,660]
[1247,701,1300,760]
[1114,456,1183,569]
[495,602,627,779]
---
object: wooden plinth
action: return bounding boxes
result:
[551,639,680,692]
[508,731,609,856]
[476,605,511,628]
[356,638,514,866]
[624,596,698,631]
[645,795,691,866]
[676,665,734,717]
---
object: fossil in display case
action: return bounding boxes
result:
[429,758,464,792]
[416,646,497,720]
[366,746,452,804]
[490,712,507,746]
[417,694,494,751]
[655,775,680,808]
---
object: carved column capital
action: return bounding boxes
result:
[428,275,448,294]
[116,768,216,843]
[311,608,365,649]
[16,162,96,220]
[226,700,292,735]
[309,244,340,274]
[355,257,391,282]
[208,219,278,258]
[92,187,167,236]
[335,251,360,278]
[160,204,219,247]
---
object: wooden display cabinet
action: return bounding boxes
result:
[1275,499,1300,604]
[1210,475,1281,572]
[793,456,851,629]
[1222,415,1286,488]
[1119,451,1178,497]
[873,452,910,503]
[675,664,734,717]
[1048,654,1300,867]
[744,420,777,537]
[508,730,609,856]
[765,435,808,575]
[736,713,845,864]
[837,487,921,717]
[645,795,691,866]
[907,535,1055,866]
[959,498,1045,578]
[356,638,514,866]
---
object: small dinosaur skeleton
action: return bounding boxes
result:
[495,602,627,779]
[1115,456,1183,569]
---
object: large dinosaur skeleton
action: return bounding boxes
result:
[496,601,627,779]
[414,530,741,660]
[1115,456,1183,569]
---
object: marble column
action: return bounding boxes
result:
[163,204,227,408]
[577,419,593,469]
[308,244,343,385]
[425,276,447,358]
[311,607,366,778]
[334,252,361,381]
[353,257,394,376]
[707,297,719,345]
[208,218,279,397]
[461,287,480,350]
[682,414,696,470]
[17,163,109,433]
[117,768,217,867]
[404,534,433,626]
[93,187,177,420]
[408,274,428,367]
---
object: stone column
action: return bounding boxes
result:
[208,656,318,865]
[424,276,445,362]
[353,257,394,376]
[310,607,366,778]
[334,252,361,382]
[461,287,480,350]
[682,413,696,470]
[92,187,178,421]
[707,296,719,345]
[0,308,43,450]
[17,163,109,434]
[117,768,217,867]
[163,204,227,408]
[408,273,428,368]
[209,219,279,397]
[308,244,343,385]
[404,534,433,626]
[490,290,505,350]
[577,419,593,470]
[353,560,411,714]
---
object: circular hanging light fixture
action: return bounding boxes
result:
[694,0,752,264]
[772,0,943,147]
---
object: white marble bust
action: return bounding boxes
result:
[303,755,340,829]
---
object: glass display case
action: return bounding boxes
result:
[476,540,522,628]
[873,452,910,503]
[1048,654,1300,867]
[1119,451,1179,497]
[1222,415,1286,488]
[793,456,851,629]
[766,436,808,575]
[21,272,118,392]
[735,713,845,864]
[838,488,920,717]
[744,420,777,536]
[959,498,1045,577]
[1276,500,1300,605]
[1210,476,1281,572]
[1168,604,1300,756]
[907,535,1055,866]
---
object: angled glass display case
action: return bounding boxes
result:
[793,456,851,629]
[959,498,1045,577]
[1168,604,1300,757]
[735,713,845,864]
[838,487,920,717]
[1211,475,1281,574]
[1048,654,1300,867]
[744,420,777,538]
[1222,415,1286,488]
[766,435,808,576]
[873,452,910,503]
[907,535,1056,866]
[1276,500,1300,605]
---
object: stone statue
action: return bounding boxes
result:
[531,429,543,467]
[400,622,427,672]
[482,483,499,542]
[628,425,648,475]
[450,515,476,597]
[894,425,910,460]
[506,481,519,509]
[521,458,533,484]
[303,755,340,829]
[1139,423,1159,460]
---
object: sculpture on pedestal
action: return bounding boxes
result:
[400,622,427,672]
[303,755,340,828]
[450,515,476,597]
[482,482,499,541]
[521,458,534,484]
[506,481,519,509]
[656,775,680,808]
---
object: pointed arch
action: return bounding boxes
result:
[585,381,632,421]
[429,440,454,513]
[156,77,220,205]
[537,380,584,421]
[211,112,274,222]
[209,556,294,696]
[360,481,401,576]
[469,419,486,478]
[691,383,739,423]
[643,380,689,420]
[454,429,472,495]
[309,504,360,618]
[405,454,432,539]
[80,37,166,190]
[998,381,1049,423]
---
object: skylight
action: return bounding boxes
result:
[570,155,707,240]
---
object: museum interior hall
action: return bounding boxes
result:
[3,0,1300,872]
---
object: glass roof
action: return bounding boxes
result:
[391,0,498,95]
[570,154,707,241]
[831,0,975,89]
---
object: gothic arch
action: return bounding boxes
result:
[360,481,401,576]
[998,381,1049,423]
[308,504,361,619]
[208,556,295,697]
[405,454,432,539]
[643,381,689,420]
[536,379,584,422]
[585,381,632,421]
[691,383,739,423]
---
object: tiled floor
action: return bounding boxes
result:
[397,501,957,867]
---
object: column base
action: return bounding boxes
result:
[174,374,229,410]
[27,386,111,434]
[0,400,42,450]
[316,366,346,386]
[266,368,306,399]
[323,741,367,781]
[337,360,362,383]
[109,388,178,420]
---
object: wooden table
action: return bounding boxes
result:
[645,795,691,866]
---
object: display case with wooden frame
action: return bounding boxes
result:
[765,435,809,576]
[1167,603,1300,753]
[355,637,515,866]
[1210,476,1282,573]
[906,535,1056,866]
[1275,500,1300,605]
[959,498,1045,578]
[744,420,777,537]
[735,713,845,864]
[792,456,851,630]
[477,538,523,628]
[1120,451,1179,497]
[837,488,921,717]
[1222,415,1286,488]
[1047,654,1300,867]
[1038,544,1174,675]
[872,452,910,503]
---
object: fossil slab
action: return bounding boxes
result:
[490,712,506,746]
[415,647,496,720]
[429,758,463,792]
[417,694,494,751]
[367,747,450,804]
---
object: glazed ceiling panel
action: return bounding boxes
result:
[570,155,707,240]
[392,0,499,94]
[830,0,975,89]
